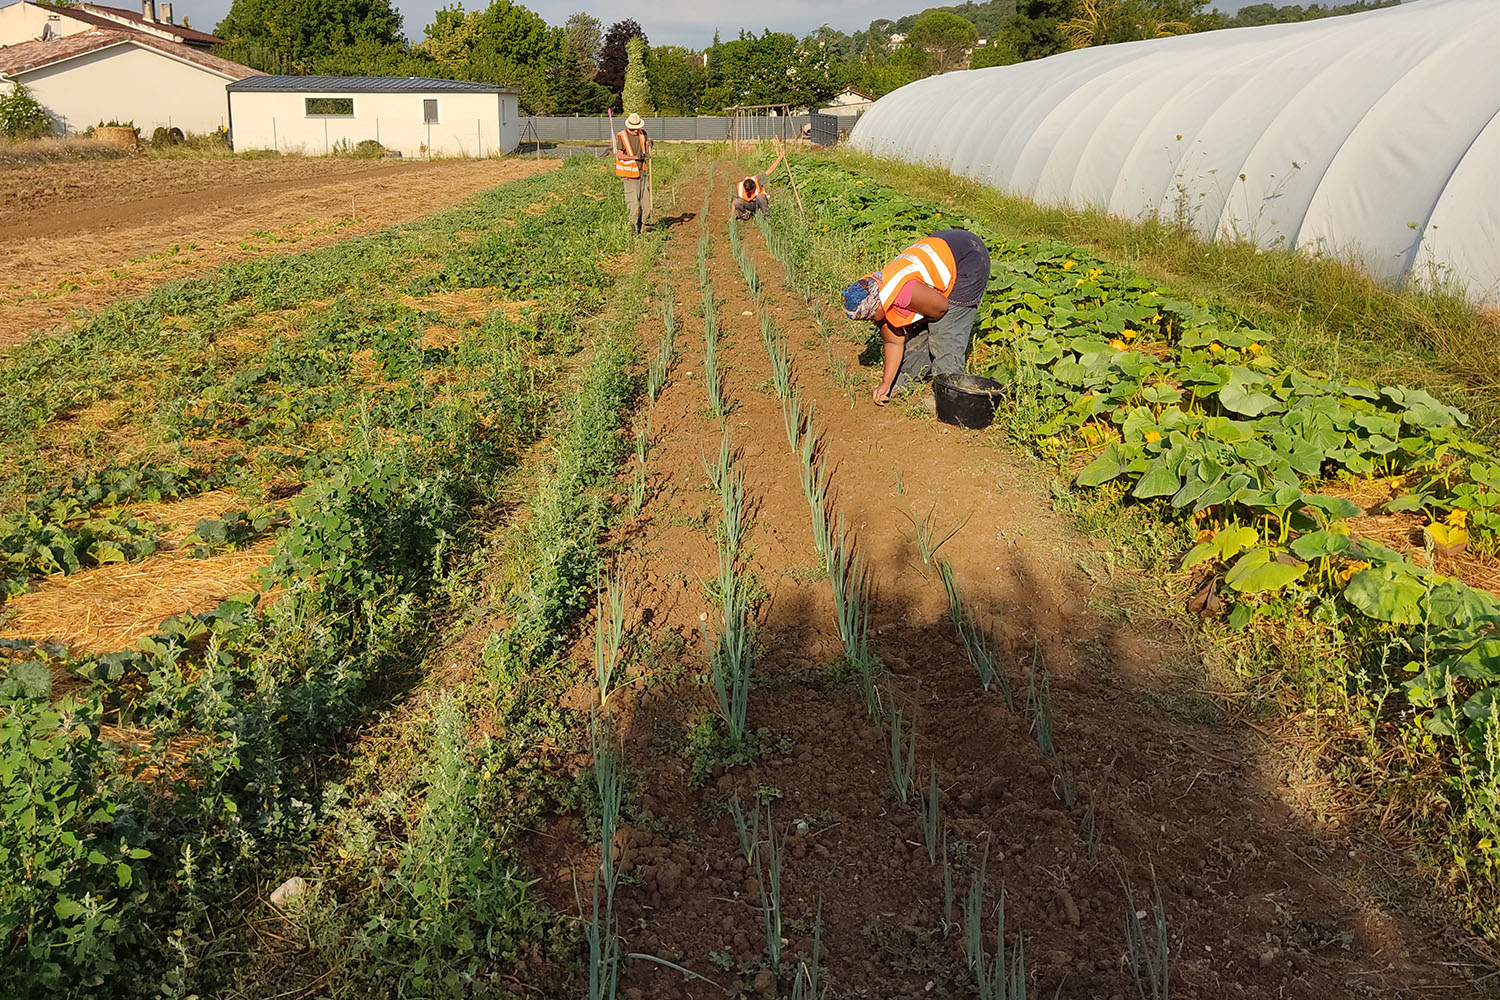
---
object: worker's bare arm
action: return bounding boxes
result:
[907,282,950,320]
[874,321,904,405]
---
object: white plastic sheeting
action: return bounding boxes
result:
[850,0,1500,305]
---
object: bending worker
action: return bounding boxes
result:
[730,150,784,221]
[841,229,992,405]
[615,112,652,234]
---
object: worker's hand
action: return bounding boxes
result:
[872,382,893,406]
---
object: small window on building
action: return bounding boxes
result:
[306,97,354,117]
[423,99,439,124]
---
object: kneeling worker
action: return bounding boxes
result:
[841,229,992,406]
[730,149,785,221]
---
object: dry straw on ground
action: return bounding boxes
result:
[1,490,273,654]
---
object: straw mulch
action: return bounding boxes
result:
[1,539,274,655]
[1325,478,1500,595]
[4,483,269,655]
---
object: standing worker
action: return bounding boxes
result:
[730,150,785,221]
[841,229,992,406]
[615,112,653,234]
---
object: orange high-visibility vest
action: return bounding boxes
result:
[615,129,645,179]
[878,236,958,328]
[735,176,768,203]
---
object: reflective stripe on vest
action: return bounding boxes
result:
[615,130,642,179]
[878,236,957,327]
[737,177,768,202]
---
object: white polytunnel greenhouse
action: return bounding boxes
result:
[850,0,1500,306]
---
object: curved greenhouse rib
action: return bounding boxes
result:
[850,0,1500,304]
[1415,109,1500,302]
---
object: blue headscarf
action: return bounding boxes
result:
[842,274,882,320]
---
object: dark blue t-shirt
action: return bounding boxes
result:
[932,228,991,308]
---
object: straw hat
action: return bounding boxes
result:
[625,112,644,129]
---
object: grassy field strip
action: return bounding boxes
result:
[767,154,1500,939]
[0,157,663,995]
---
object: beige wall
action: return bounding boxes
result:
[15,43,231,134]
[0,2,94,45]
[229,90,518,158]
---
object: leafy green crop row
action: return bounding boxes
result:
[0,158,631,995]
[1,464,226,597]
[782,155,1500,928]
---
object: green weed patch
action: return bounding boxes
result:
[0,158,635,994]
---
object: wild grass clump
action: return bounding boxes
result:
[1123,866,1170,1000]
[587,716,624,1000]
[754,802,787,967]
[887,692,918,804]
[959,612,1013,707]
[906,506,967,566]
[965,869,1027,1000]
[923,763,941,864]
[647,292,676,404]
[1025,649,1057,757]
[827,511,877,714]
[594,567,627,705]
[702,287,728,419]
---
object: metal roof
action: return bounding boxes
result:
[227,76,517,95]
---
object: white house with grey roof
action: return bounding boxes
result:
[226,76,520,158]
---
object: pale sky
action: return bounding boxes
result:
[6,0,1323,48]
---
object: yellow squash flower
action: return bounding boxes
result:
[1062,260,1077,271]
[1109,339,1126,350]
[1144,431,1162,443]
[1447,508,1468,527]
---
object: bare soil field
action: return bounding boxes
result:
[0,155,557,349]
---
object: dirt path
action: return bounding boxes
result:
[527,166,1480,999]
[0,156,557,349]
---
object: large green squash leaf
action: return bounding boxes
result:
[1344,564,1427,624]
[1224,547,1307,594]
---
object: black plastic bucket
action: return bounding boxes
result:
[933,374,1006,429]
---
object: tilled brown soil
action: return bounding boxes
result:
[0,156,557,349]
[525,167,1480,998]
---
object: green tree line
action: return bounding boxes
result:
[207,0,1400,115]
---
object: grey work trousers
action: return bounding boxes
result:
[892,303,978,391]
[623,175,652,231]
[732,193,768,220]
